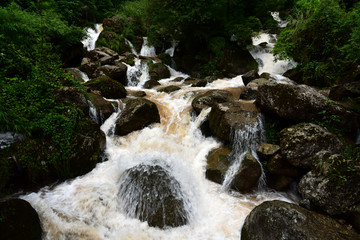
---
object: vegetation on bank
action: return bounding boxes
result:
[273,0,360,87]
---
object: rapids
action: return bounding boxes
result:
[22,14,298,240]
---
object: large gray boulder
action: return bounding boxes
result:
[115,98,160,136]
[280,123,344,169]
[256,83,360,133]
[192,90,234,114]
[118,162,190,229]
[241,200,360,240]
[298,151,360,216]
[240,78,273,100]
[208,101,261,143]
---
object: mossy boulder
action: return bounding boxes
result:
[96,64,128,86]
[118,162,190,229]
[298,151,360,216]
[0,199,42,240]
[192,90,234,114]
[115,98,160,136]
[149,62,170,81]
[96,31,131,54]
[158,85,181,93]
[241,200,360,240]
[84,76,127,99]
[53,87,89,115]
[205,148,231,184]
[280,123,344,169]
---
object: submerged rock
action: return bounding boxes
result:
[241,70,260,86]
[118,162,190,229]
[192,90,234,114]
[241,200,360,240]
[0,199,42,240]
[115,98,160,136]
[158,85,181,93]
[280,123,344,169]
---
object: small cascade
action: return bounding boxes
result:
[0,132,23,149]
[124,38,139,56]
[140,37,156,57]
[165,40,179,57]
[125,59,151,87]
[271,12,288,28]
[82,24,103,51]
[222,114,266,190]
[79,70,90,82]
[88,100,100,124]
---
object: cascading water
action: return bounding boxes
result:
[222,114,267,190]
[125,38,139,56]
[82,24,103,51]
[140,37,156,57]
[21,28,296,240]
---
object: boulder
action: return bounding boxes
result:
[260,72,271,79]
[280,123,344,169]
[118,162,190,229]
[242,70,260,86]
[329,82,360,101]
[208,101,260,143]
[205,148,231,184]
[0,199,42,240]
[231,152,262,192]
[87,92,115,124]
[191,90,234,114]
[64,68,87,83]
[183,78,208,87]
[84,76,127,99]
[79,57,97,78]
[267,154,302,178]
[149,63,170,81]
[53,87,89,115]
[143,79,161,89]
[240,78,273,100]
[158,85,181,93]
[256,83,360,133]
[115,98,160,136]
[96,64,127,85]
[256,143,280,163]
[298,151,360,216]
[241,200,360,240]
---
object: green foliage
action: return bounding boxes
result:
[273,0,360,87]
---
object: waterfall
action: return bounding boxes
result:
[82,24,103,51]
[79,70,90,82]
[125,59,151,87]
[222,114,266,190]
[125,38,139,56]
[165,40,179,57]
[140,37,156,57]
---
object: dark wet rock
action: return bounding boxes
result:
[115,98,160,136]
[129,90,146,97]
[205,148,231,184]
[349,204,360,232]
[240,78,273,100]
[87,92,115,124]
[329,82,360,101]
[242,70,260,86]
[256,143,280,163]
[84,76,127,99]
[144,79,161,89]
[118,162,190,229]
[192,90,234,114]
[231,152,261,192]
[183,78,208,87]
[267,154,302,178]
[241,200,360,240]
[0,119,105,195]
[62,42,85,68]
[149,63,170,81]
[259,72,271,79]
[0,199,42,240]
[98,55,115,65]
[53,87,89,114]
[298,151,360,216]
[96,64,127,85]
[267,174,294,191]
[208,101,260,143]
[283,67,303,83]
[79,57,97,78]
[88,47,118,62]
[280,123,344,169]
[171,77,185,82]
[256,83,360,133]
[158,85,181,93]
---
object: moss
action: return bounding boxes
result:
[84,76,127,99]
